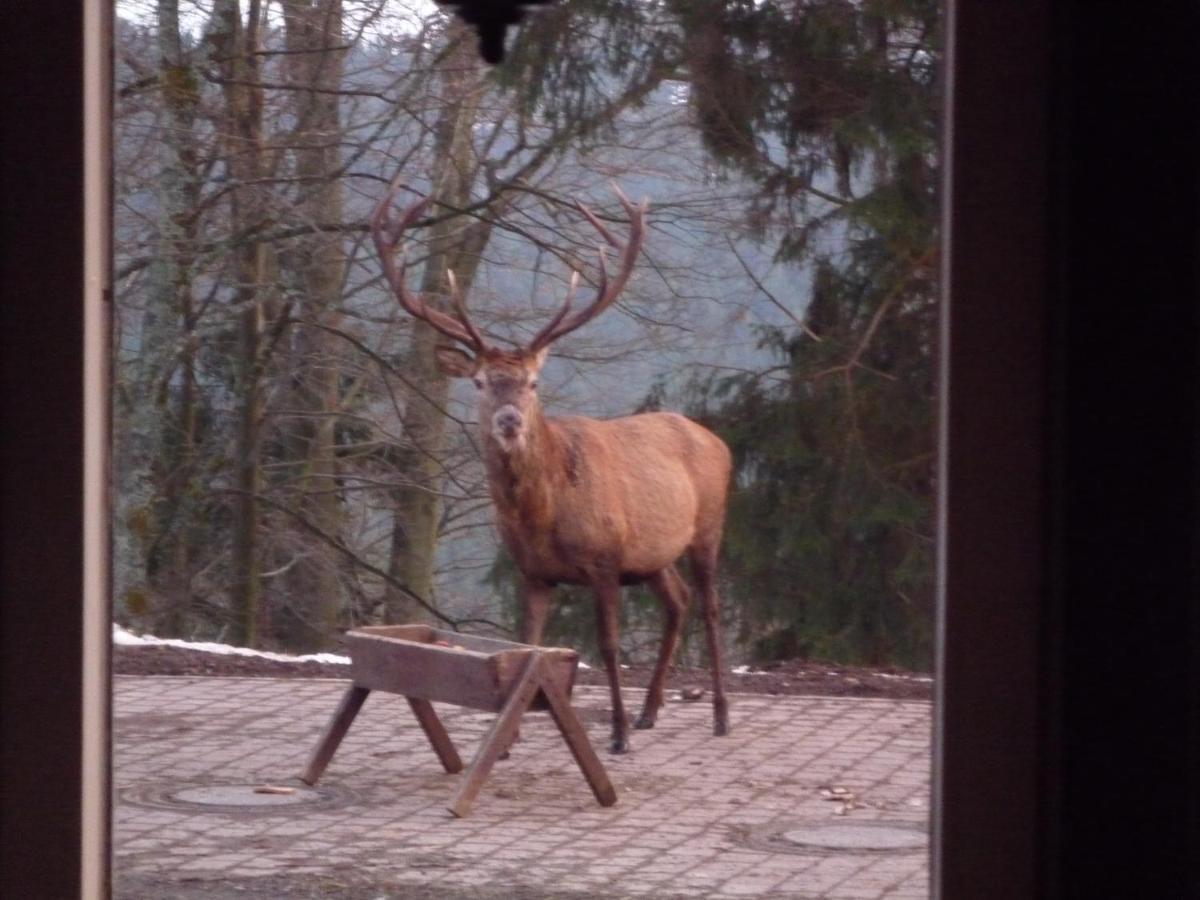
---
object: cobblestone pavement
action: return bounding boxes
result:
[113,676,931,899]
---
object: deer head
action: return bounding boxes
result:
[371,182,647,452]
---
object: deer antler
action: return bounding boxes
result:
[371,180,486,352]
[528,184,648,353]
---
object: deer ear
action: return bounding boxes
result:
[435,345,477,378]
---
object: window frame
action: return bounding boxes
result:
[0,2,1063,896]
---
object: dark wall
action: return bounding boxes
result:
[941,3,1199,897]
[0,1,92,896]
[1041,3,1200,896]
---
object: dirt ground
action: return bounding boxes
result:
[113,643,932,702]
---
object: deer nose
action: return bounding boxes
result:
[494,407,523,436]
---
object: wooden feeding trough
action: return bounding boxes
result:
[300,625,616,817]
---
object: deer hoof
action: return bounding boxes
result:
[609,737,631,754]
[713,719,730,737]
[633,714,656,730]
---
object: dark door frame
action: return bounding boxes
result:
[934,3,1049,895]
[1,0,111,896]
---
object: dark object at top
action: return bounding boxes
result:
[435,0,557,64]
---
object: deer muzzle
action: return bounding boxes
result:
[492,406,525,446]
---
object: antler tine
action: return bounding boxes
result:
[370,177,429,248]
[609,180,644,215]
[370,183,484,351]
[445,268,487,349]
[527,186,647,352]
[574,199,620,248]
[594,244,610,294]
[528,269,581,353]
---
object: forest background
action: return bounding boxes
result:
[112,0,940,670]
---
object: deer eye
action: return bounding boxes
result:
[529,379,538,390]
[472,376,484,389]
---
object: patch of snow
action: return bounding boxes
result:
[732,664,771,675]
[731,662,932,683]
[113,625,350,666]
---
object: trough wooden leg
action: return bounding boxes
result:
[406,697,463,774]
[541,672,618,807]
[448,653,543,818]
[301,684,369,786]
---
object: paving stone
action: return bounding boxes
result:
[113,675,930,898]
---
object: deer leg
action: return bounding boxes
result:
[690,545,730,736]
[635,565,691,730]
[521,578,553,645]
[505,579,554,758]
[592,578,631,754]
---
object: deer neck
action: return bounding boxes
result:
[483,405,564,531]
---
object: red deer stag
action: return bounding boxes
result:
[372,183,732,753]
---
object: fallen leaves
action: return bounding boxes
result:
[820,785,857,815]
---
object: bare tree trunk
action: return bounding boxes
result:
[210,0,270,647]
[149,0,202,636]
[274,0,348,650]
[385,25,489,624]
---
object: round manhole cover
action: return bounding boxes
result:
[780,823,927,851]
[121,781,358,815]
[739,820,927,855]
[172,785,318,808]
